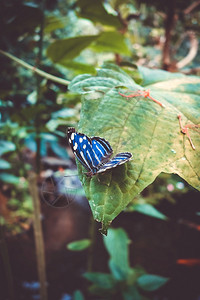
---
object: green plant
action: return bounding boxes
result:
[84,228,169,299]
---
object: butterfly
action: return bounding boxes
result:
[67,128,132,177]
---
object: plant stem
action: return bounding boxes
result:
[28,172,47,300]
[35,0,45,175]
[32,3,48,300]
[0,49,70,86]
[87,216,97,272]
[0,221,14,300]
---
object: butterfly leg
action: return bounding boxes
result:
[177,114,199,150]
[119,90,165,107]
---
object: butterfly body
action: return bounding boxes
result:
[68,128,132,176]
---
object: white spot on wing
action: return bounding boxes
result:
[71,133,75,140]
[79,137,83,143]
[83,144,86,149]
[73,142,78,150]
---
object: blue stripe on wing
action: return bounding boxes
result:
[96,152,132,174]
[91,137,113,164]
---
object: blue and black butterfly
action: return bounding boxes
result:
[67,128,132,177]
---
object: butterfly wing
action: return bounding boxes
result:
[67,128,113,174]
[68,128,92,171]
[96,152,132,174]
[91,136,113,165]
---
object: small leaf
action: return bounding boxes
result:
[44,16,66,33]
[27,90,37,104]
[46,119,67,131]
[39,133,58,141]
[137,274,169,291]
[77,0,121,28]
[0,159,11,170]
[0,140,16,155]
[132,204,168,220]
[52,108,76,119]
[122,286,142,300]
[67,239,91,251]
[73,290,85,300]
[84,272,116,289]
[0,173,20,185]
[46,35,98,63]
[104,228,131,280]
[49,140,69,159]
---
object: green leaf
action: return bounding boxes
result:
[132,204,168,220]
[67,239,91,251]
[69,64,200,233]
[52,108,77,119]
[137,274,169,291]
[46,119,69,131]
[103,228,131,280]
[138,66,185,86]
[73,290,85,300]
[58,61,96,74]
[46,35,98,63]
[76,0,121,28]
[49,140,69,159]
[122,286,142,300]
[44,16,66,33]
[69,63,140,95]
[0,173,20,185]
[84,272,116,289]
[0,140,16,155]
[0,159,11,170]
[91,31,131,55]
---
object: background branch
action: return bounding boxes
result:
[0,50,70,86]
[176,31,199,69]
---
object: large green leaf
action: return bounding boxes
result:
[69,63,200,234]
[91,31,131,55]
[47,32,130,67]
[46,35,98,63]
